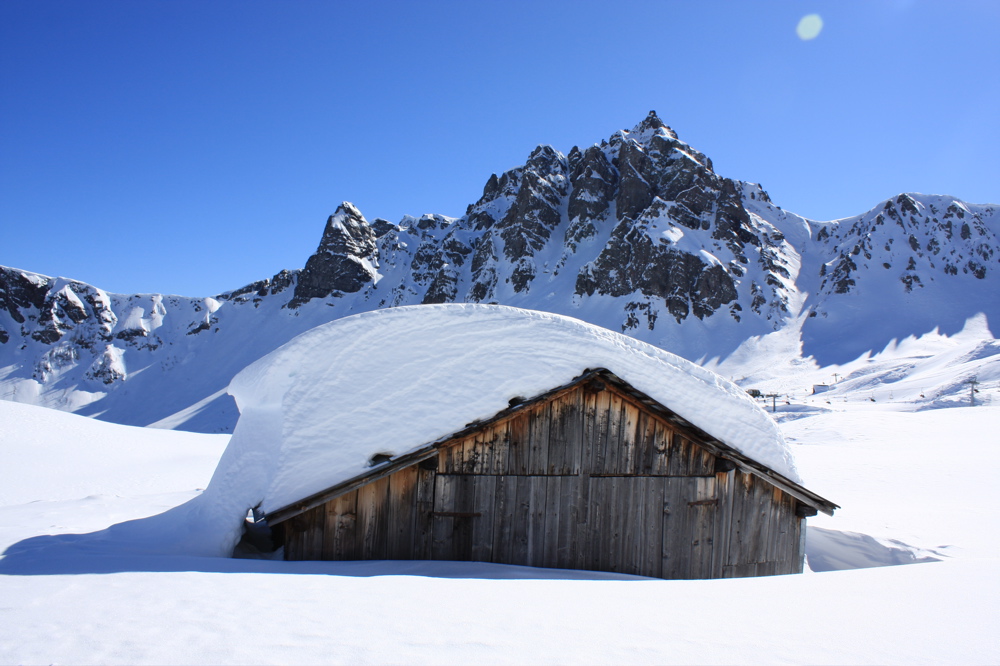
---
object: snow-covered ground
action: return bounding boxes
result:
[1,361,999,663]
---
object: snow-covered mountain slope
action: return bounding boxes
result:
[1,377,998,663]
[1,112,997,432]
[743,191,999,364]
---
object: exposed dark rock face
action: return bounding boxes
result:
[2,273,120,347]
[372,218,399,237]
[33,344,79,382]
[85,346,126,385]
[469,232,499,302]
[565,145,617,252]
[567,112,781,324]
[0,267,48,324]
[289,203,379,306]
[219,269,297,306]
[409,215,471,305]
[811,194,997,303]
[576,214,739,322]
[463,145,570,295]
[614,136,657,222]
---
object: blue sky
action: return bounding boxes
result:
[2,1,998,297]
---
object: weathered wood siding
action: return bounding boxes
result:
[279,383,804,578]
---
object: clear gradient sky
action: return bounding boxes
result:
[2,1,998,297]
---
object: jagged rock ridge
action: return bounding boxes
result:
[286,111,800,332]
[1,111,997,431]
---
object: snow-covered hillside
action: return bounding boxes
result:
[1,365,997,663]
[1,112,997,432]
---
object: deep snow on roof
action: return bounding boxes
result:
[212,305,801,519]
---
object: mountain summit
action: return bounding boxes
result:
[1,113,997,431]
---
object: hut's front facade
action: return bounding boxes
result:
[266,369,836,579]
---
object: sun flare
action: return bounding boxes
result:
[796,13,824,40]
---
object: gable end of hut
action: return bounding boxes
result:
[261,369,836,579]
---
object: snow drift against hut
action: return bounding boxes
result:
[210,304,801,522]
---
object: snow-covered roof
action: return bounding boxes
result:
[210,304,801,519]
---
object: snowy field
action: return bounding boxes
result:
[1,390,999,663]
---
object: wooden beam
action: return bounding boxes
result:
[795,504,819,518]
[265,449,439,525]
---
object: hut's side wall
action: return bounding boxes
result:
[717,469,803,577]
[278,384,805,578]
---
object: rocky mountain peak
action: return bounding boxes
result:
[288,201,379,306]
[322,203,368,241]
[630,109,678,140]
[525,144,567,175]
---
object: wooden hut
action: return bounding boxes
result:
[263,367,837,579]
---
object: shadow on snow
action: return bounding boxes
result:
[806,526,941,572]
[0,527,650,581]
[1,522,940,579]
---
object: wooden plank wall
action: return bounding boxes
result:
[280,383,805,579]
